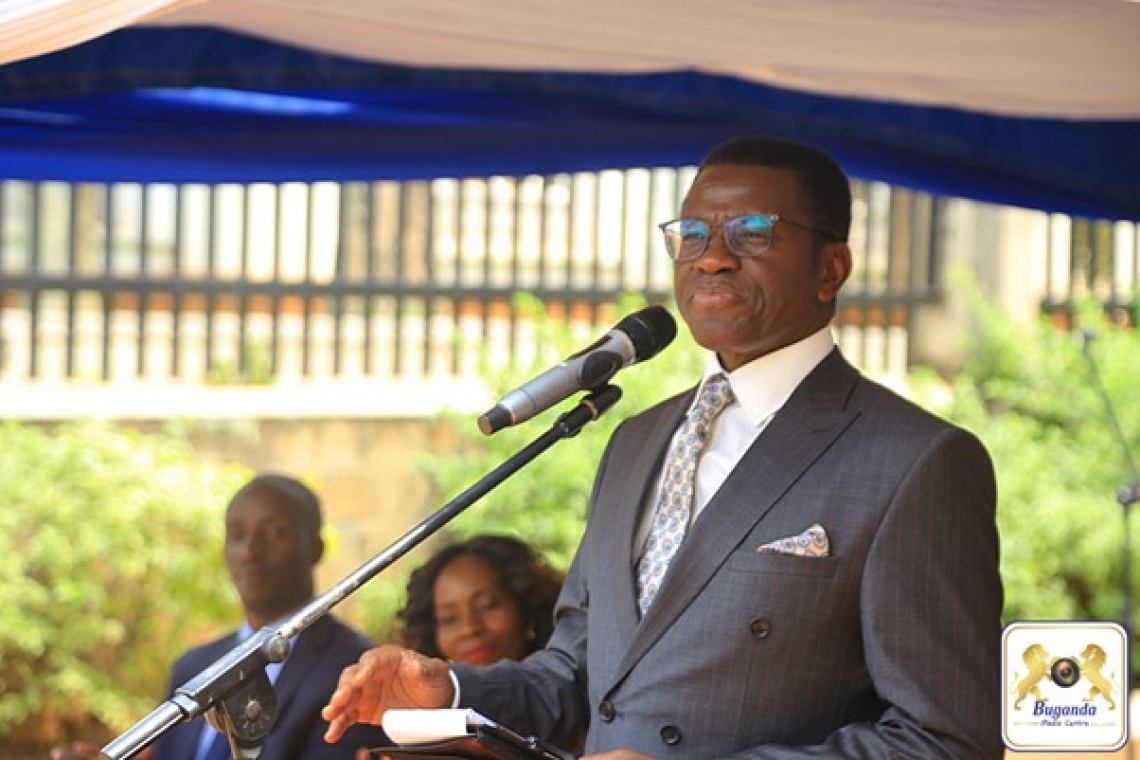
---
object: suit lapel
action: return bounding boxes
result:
[614,351,861,681]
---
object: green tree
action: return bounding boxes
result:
[911,278,1139,631]
[0,421,249,751]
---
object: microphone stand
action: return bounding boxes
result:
[98,384,624,760]
[1081,330,1140,748]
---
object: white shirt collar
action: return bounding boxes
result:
[698,325,835,426]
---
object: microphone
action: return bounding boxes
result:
[477,305,677,435]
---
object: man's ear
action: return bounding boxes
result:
[311,532,326,566]
[818,242,852,302]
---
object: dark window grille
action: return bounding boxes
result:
[1041,216,1140,327]
[0,172,985,387]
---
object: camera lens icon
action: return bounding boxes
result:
[1050,656,1082,688]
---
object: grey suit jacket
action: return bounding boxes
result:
[455,350,1003,760]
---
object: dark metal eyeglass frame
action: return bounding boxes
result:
[658,213,840,262]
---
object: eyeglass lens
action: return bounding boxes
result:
[663,214,777,261]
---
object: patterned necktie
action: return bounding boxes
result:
[636,373,734,616]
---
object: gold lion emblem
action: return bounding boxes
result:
[1079,642,1116,709]
[1012,643,1051,709]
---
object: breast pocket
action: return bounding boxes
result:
[719,549,846,634]
[727,548,839,578]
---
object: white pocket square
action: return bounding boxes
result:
[756,523,830,557]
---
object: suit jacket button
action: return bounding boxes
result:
[749,618,772,639]
[660,725,682,745]
[598,700,616,722]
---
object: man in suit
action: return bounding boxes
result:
[55,474,388,760]
[320,136,1004,760]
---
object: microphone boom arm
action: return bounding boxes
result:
[99,384,623,760]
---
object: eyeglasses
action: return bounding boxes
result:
[658,213,840,262]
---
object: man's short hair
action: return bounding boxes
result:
[699,135,852,244]
[228,473,323,536]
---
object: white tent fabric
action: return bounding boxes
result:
[0,0,201,66]
[4,0,1140,120]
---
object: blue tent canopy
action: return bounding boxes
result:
[1,26,1138,220]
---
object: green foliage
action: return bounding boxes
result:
[0,421,248,740]
[911,275,1140,629]
[351,566,411,644]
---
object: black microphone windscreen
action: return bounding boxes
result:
[619,305,677,361]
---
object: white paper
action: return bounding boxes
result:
[382,708,497,744]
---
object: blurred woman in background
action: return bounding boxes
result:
[398,534,564,666]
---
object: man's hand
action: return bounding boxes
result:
[322,645,455,744]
